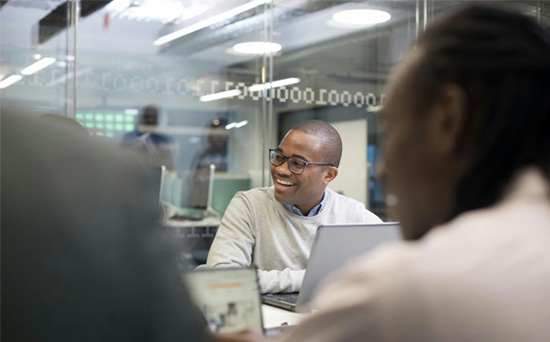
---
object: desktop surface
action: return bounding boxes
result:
[261,304,307,329]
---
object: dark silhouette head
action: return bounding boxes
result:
[378,4,550,239]
[140,105,159,125]
[417,5,550,217]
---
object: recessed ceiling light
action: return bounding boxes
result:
[232,42,282,55]
[332,9,391,26]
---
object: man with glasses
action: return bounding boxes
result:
[207,120,381,294]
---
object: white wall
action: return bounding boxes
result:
[328,119,368,207]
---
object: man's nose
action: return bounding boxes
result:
[277,159,293,175]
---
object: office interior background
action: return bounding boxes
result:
[2,0,549,223]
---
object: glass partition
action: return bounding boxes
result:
[70,0,274,216]
[1,0,548,224]
[270,0,420,220]
[0,0,77,116]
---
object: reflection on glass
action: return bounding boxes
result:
[1,0,548,224]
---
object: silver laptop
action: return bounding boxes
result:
[184,268,265,335]
[261,222,402,312]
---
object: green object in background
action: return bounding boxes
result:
[211,177,252,216]
[95,114,104,121]
[105,114,114,122]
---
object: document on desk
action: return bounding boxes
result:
[183,268,264,335]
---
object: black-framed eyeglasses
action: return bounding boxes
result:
[269,149,334,175]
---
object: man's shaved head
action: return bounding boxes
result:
[290,120,342,167]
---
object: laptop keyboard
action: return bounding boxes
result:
[266,292,299,304]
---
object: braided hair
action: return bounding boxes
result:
[413,4,550,217]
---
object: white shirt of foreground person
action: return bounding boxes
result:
[286,168,550,342]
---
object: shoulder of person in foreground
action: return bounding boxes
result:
[2,107,208,341]
[286,177,550,342]
[282,243,427,342]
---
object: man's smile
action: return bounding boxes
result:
[275,177,296,187]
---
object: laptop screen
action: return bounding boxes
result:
[183,268,264,334]
[299,222,402,307]
[261,222,402,313]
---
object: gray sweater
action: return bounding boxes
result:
[206,187,382,293]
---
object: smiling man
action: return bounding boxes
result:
[206,120,381,293]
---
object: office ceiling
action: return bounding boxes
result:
[1,0,548,92]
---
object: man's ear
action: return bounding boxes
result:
[324,166,338,184]
[428,84,468,157]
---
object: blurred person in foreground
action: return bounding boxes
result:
[1,106,256,342]
[283,4,550,342]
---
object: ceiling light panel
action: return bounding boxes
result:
[154,0,271,46]
[200,89,242,102]
[232,41,281,55]
[332,9,391,26]
[248,77,300,92]
[0,75,23,89]
[21,57,56,75]
[106,0,207,23]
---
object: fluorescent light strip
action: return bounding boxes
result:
[366,105,382,112]
[332,9,391,25]
[235,120,248,128]
[154,0,272,46]
[225,120,248,130]
[232,41,281,54]
[248,77,300,92]
[0,75,23,89]
[200,89,242,102]
[225,122,237,129]
[21,57,56,76]
[46,67,91,87]
[124,108,139,115]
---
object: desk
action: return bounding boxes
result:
[163,217,221,268]
[163,216,221,229]
[262,304,308,329]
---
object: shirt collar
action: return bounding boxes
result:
[283,190,327,217]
